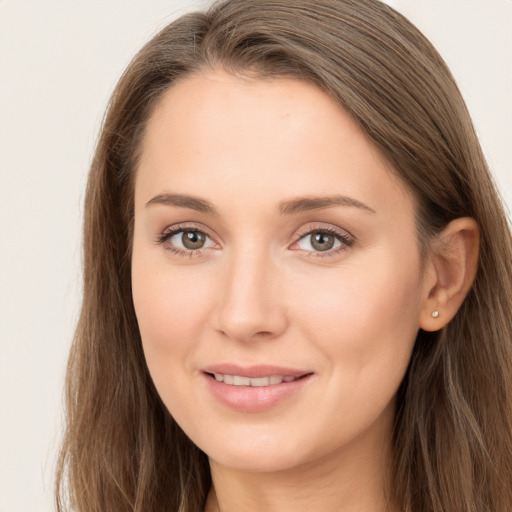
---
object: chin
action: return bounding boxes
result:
[208,448,307,474]
[196,427,321,474]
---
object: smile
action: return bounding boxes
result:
[210,374,301,386]
[203,368,313,412]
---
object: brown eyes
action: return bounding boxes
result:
[180,231,208,250]
[159,228,216,253]
[157,226,353,257]
[293,227,354,254]
[305,232,338,252]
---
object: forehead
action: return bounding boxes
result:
[135,70,414,220]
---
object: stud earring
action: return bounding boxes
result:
[432,309,440,318]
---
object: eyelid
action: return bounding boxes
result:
[157,221,216,239]
[154,221,354,258]
[290,223,355,256]
[155,222,220,255]
[293,223,355,240]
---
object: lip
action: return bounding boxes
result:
[201,364,313,413]
[202,363,309,379]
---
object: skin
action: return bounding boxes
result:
[131,71,478,512]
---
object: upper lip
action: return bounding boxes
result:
[202,363,312,379]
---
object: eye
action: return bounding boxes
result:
[157,226,216,255]
[298,231,340,252]
[171,230,210,250]
[292,227,354,256]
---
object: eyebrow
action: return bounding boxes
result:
[279,195,376,215]
[145,193,217,214]
[145,193,376,215]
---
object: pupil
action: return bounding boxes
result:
[182,231,205,250]
[311,232,334,251]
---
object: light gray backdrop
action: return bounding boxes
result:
[0,1,510,511]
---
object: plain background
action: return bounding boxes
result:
[0,1,510,511]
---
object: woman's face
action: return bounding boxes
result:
[132,71,431,473]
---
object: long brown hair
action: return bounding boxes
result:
[56,1,512,510]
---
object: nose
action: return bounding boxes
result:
[214,245,289,343]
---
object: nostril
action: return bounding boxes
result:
[255,331,272,337]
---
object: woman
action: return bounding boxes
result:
[56,0,512,511]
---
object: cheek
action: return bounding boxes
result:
[131,265,216,426]
[285,256,422,444]
[131,254,216,384]
[292,251,423,375]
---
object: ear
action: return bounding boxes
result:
[419,217,480,332]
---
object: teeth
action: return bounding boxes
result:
[212,373,300,387]
[270,375,283,385]
[250,377,270,386]
[234,375,251,386]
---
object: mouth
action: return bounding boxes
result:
[204,372,310,387]
[201,365,314,412]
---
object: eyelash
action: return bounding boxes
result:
[293,226,354,258]
[155,224,215,258]
[155,223,354,258]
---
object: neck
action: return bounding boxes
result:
[205,418,397,512]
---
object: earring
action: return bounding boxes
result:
[431,309,440,318]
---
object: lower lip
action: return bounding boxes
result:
[203,373,313,413]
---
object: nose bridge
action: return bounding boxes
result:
[215,241,287,342]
